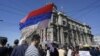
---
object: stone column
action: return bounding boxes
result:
[72,30,75,47]
[66,32,69,45]
[83,33,87,44]
[46,28,53,43]
[74,31,76,46]
[50,28,54,42]
[68,29,75,47]
[43,29,46,43]
[81,33,84,45]
[76,31,79,45]
[57,26,59,43]
[79,31,83,45]
[57,26,61,44]
[60,27,64,44]
[68,30,72,46]
[74,31,77,46]
[87,34,92,45]
[41,29,44,42]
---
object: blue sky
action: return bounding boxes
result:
[0,0,100,45]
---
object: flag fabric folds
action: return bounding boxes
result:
[19,3,54,45]
[19,3,54,30]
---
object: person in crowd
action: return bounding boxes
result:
[11,39,28,56]
[44,44,51,56]
[38,44,45,56]
[95,47,100,56]
[7,44,13,56]
[13,39,19,48]
[90,47,97,56]
[71,46,79,56]
[0,37,8,56]
[50,43,59,56]
[58,45,66,56]
[46,46,50,56]
[63,44,68,56]
[25,34,40,56]
[67,46,73,56]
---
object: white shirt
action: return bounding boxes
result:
[58,49,66,56]
[46,50,50,56]
[67,49,72,56]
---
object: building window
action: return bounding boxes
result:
[53,28,57,41]
[72,25,75,29]
[63,21,66,25]
[87,30,90,33]
[64,32,67,43]
[76,27,78,30]
[83,29,85,32]
[53,14,57,23]
[67,23,70,29]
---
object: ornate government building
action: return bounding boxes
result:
[38,8,94,46]
[21,3,94,46]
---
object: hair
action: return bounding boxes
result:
[21,40,28,44]
[31,34,40,42]
[14,39,19,45]
[75,46,79,50]
[0,37,7,46]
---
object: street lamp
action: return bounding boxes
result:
[0,20,3,22]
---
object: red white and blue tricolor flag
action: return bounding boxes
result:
[19,3,54,31]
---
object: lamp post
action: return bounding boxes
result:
[0,20,3,22]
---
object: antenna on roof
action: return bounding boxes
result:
[61,6,63,11]
[60,6,65,14]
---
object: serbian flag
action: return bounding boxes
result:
[19,3,54,33]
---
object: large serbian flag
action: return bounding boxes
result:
[19,3,54,36]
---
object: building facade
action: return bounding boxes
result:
[94,36,100,45]
[20,4,94,46]
[38,11,94,46]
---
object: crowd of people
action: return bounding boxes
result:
[0,34,100,56]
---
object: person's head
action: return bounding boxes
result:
[7,44,10,47]
[75,46,79,50]
[31,34,40,46]
[47,47,50,50]
[52,43,58,48]
[96,47,99,50]
[14,39,19,45]
[0,37,7,47]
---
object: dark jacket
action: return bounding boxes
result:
[0,47,8,56]
[50,48,59,56]
[11,44,28,56]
